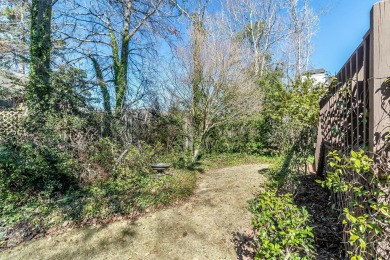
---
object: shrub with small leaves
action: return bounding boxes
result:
[318,150,390,259]
[251,190,315,260]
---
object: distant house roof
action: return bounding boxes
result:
[305,68,326,75]
[302,68,328,85]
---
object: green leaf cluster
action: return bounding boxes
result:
[263,74,326,129]
[251,190,315,259]
[318,150,390,259]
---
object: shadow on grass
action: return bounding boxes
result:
[45,224,139,260]
[186,161,205,173]
[257,168,270,175]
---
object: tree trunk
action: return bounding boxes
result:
[90,56,112,136]
[91,57,111,114]
[191,18,205,162]
[192,141,201,163]
[29,0,53,112]
[115,3,131,117]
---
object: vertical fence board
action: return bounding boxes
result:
[369,1,390,158]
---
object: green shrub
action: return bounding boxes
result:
[318,150,390,259]
[251,190,315,260]
[204,116,274,155]
[0,141,79,200]
[89,137,120,174]
[114,142,162,176]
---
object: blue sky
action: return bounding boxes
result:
[311,0,378,75]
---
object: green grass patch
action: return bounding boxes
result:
[200,153,282,171]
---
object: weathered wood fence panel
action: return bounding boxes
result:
[315,1,390,174]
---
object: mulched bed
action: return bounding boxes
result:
[294,174,345,259]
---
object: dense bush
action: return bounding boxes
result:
[204,116,275,155]
[88,137,120,176]
[251,190,315,259]
[204,75,326,157]
[247,74,325,259]
[0,139,79,202]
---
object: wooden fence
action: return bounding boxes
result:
[314,1,390,257]
[0,110,22,137]
[315,0,390,175]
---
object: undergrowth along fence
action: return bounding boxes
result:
[315,1,390,258]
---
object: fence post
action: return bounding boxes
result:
[368,1,390,161]
[369,2,390,257]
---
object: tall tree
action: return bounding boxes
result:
[223,0,288,77]
[167,12,262,161]
[284,0,318,79]
[222,0,319,80]
[29,0,56,112]
[59,0,178,116]
[190,2,207,161]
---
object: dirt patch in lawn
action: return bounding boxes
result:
[1,164,267,260]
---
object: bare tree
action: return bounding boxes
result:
[166,13,262,161]
[0,0,30,74]
[222,0,288,77]
[283,0,318,79]
[57,0,180,116]
[221,0,318,80]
